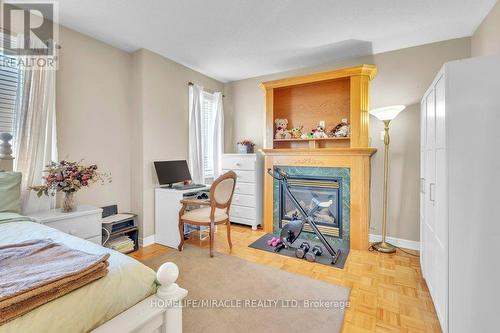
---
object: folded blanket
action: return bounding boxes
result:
[0,239,110,324]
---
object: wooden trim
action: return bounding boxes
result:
[260,64,377,89]
[349,75,371,147]
[263,88,274,149]
[260,148,376,156]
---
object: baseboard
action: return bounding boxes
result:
[369,234,420,251]
[139,234,155,247]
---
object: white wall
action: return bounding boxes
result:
[224,38,471,241]
[131,49,224,238]
[56,26,133,211]
[472,0,500,57]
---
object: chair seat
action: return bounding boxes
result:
[181,207,228,223]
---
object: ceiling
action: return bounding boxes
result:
[56,0,496,82]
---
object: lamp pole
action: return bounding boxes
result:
[372,119,396,253]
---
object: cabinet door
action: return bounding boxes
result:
[426,89,436,149]
[420,99,427,273]
[435,75,446,149]
[424,148,436,285]
[421,97,427,149]
[434,148,448,331]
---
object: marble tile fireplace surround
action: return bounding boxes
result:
[274,166,350,249]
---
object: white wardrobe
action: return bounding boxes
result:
[420,55,500,333]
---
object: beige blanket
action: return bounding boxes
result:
[0,239,110,324]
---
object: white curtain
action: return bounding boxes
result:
[212,92,224,178]
[13,38,58,214]
[188,84,204,184]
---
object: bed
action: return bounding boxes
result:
[0,133,187,333]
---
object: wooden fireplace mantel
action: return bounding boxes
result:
[260,148,377,157]
[260,148,376,250]
[260,64,377,251]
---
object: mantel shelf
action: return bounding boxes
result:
[273,137,350,142]
[259,147,377,156]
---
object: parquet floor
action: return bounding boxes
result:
[130,224,442,333]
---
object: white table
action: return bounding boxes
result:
[29,205,103,245]
[155,186,210,248]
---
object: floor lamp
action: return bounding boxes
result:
[370,105,406,253]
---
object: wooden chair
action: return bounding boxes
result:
[178,171,237,257]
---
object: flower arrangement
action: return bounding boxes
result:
[237,140,255,154]
[30,160,111,212]
[237,140,255,147]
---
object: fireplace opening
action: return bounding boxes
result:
[279,175,342,238]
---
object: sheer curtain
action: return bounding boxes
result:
[188,84,204,184]
[212,92,224,179]
[188,85,224,184]
[13,38,58,214]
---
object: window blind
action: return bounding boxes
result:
[201,91,214,177]
[0,33,21,135]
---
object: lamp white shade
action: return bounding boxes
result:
[370,105,406,121]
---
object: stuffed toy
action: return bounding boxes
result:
[290,125,303,139]
[301,132,314,139]
[312,126,328,139]
[274,118,292,139]
[330,122,350,137]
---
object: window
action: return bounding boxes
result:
[0,34,22,135]
[201,91,215,177]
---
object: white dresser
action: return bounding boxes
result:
[29,205,103,245]
[222,153,262,230]
[420,56,500,333]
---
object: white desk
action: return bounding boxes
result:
[154,186,209,248]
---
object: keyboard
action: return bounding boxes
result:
[173,183,206,190]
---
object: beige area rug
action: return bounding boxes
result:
[143,245,349,333]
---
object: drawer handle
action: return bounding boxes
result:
[429,183,435,202]
[235,162,241,166]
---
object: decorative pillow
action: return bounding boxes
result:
[0,172,22,213]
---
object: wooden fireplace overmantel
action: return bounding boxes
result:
[260,64,378,251]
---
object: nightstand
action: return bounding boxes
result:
[29,205,103,245]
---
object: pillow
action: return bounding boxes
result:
[0,172,22,213]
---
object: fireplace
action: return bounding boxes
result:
[272,166,351,249]
[279,175,342,238]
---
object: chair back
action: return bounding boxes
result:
[210,171,237,210]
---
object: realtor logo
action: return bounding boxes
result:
[1,1,58,68]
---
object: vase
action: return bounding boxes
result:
[62,192,76,213]
[237,144,254,154]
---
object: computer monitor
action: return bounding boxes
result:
[154,160,192,187]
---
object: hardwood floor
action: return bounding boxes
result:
[130,225,441,333]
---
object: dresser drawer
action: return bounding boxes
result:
[221,156,256,171]
[44,216,101,240]
[234,182,255,195]
[229,205,256,220]
[232,193,255,208]
[229,215,257,227]
[224,169,255,183]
